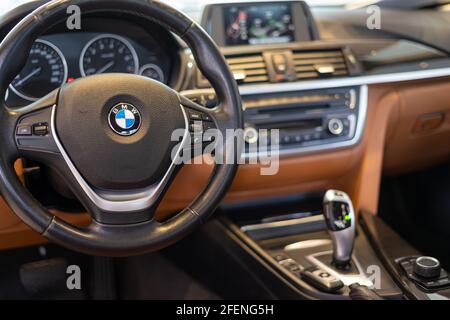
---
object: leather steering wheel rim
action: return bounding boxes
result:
[0,0,243,256]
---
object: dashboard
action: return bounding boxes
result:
[1,1,449,163]
[5,16,181,107]
[0,0,450,251]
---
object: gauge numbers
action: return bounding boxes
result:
[80,34,139,76]
[10,39,67,101]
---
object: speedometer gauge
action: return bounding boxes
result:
[80,34,139,76]
[10,39,67,101]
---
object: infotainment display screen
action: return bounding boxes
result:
[224,3,295,46]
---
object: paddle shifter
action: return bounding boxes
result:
[323,190,355,269]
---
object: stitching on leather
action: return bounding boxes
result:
[187,207,203,224]
[180,21,195,38]
[187,207,200,217]
[41,216,56,236]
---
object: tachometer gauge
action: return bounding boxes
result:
[139,64,164,83]
[80,34,139,76]
[10,39,67,101]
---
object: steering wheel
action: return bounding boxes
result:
[0,0,242,256]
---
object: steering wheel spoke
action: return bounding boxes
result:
[13,90,61,160]
[67,161,184,225]
[50,120,185,225]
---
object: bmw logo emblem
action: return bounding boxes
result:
[108,103,142,136]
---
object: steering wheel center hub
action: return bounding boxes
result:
[55,73,185,190]
[108,102,142,136]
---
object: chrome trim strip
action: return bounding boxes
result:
[238,68,450,95]
[245,84,368,158]
[261,211,320,223]
[50,104,189,213]
[283,239,373,286]
[241,214,324,233]
[307,250,373,287]
[284,239,332,251]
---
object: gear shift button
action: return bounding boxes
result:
[301,266,343,293]
[323,190,356,269]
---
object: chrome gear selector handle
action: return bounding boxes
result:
[323,190,355,268]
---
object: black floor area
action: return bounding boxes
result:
[0,243,220,300]
[0,245,89,299]
[115,253,220,300]
[379,161,450,271]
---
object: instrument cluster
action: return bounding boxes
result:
[7,32,172,106]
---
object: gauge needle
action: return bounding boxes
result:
[96,60,115,74]
[15,67,42,87]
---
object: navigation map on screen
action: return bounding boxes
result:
[224,3,295,46]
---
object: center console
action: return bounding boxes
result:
[185,1,366,158]
[231,190,402,299]
[219,191,450,300]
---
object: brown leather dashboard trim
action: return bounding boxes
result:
[1,77,449,251]
[383,79,450,174]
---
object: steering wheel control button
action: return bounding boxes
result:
[202,113,213,122]
[185,107,217,146]
[191,134,202,145]
[186,93,217,109]
[108,103,141,136]
[203,121,216,131]
[187,109,203,121]
[413,256,441,279]
[16,125,32,136]
[189,122,203,133]
[32,123,49,136]
[301,267,343,293]
[15,107,59,153]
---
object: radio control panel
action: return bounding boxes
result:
[182,85,367,157]
[242,86,366,156]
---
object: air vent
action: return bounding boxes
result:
[292,49,349,79]
[225,54,269,84]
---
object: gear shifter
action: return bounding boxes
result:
[323,190,355,269]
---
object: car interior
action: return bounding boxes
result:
[0,0,450,301]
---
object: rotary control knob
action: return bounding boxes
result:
[244,127,258,144]
[328,118,344,136]
[413,256,441,279]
